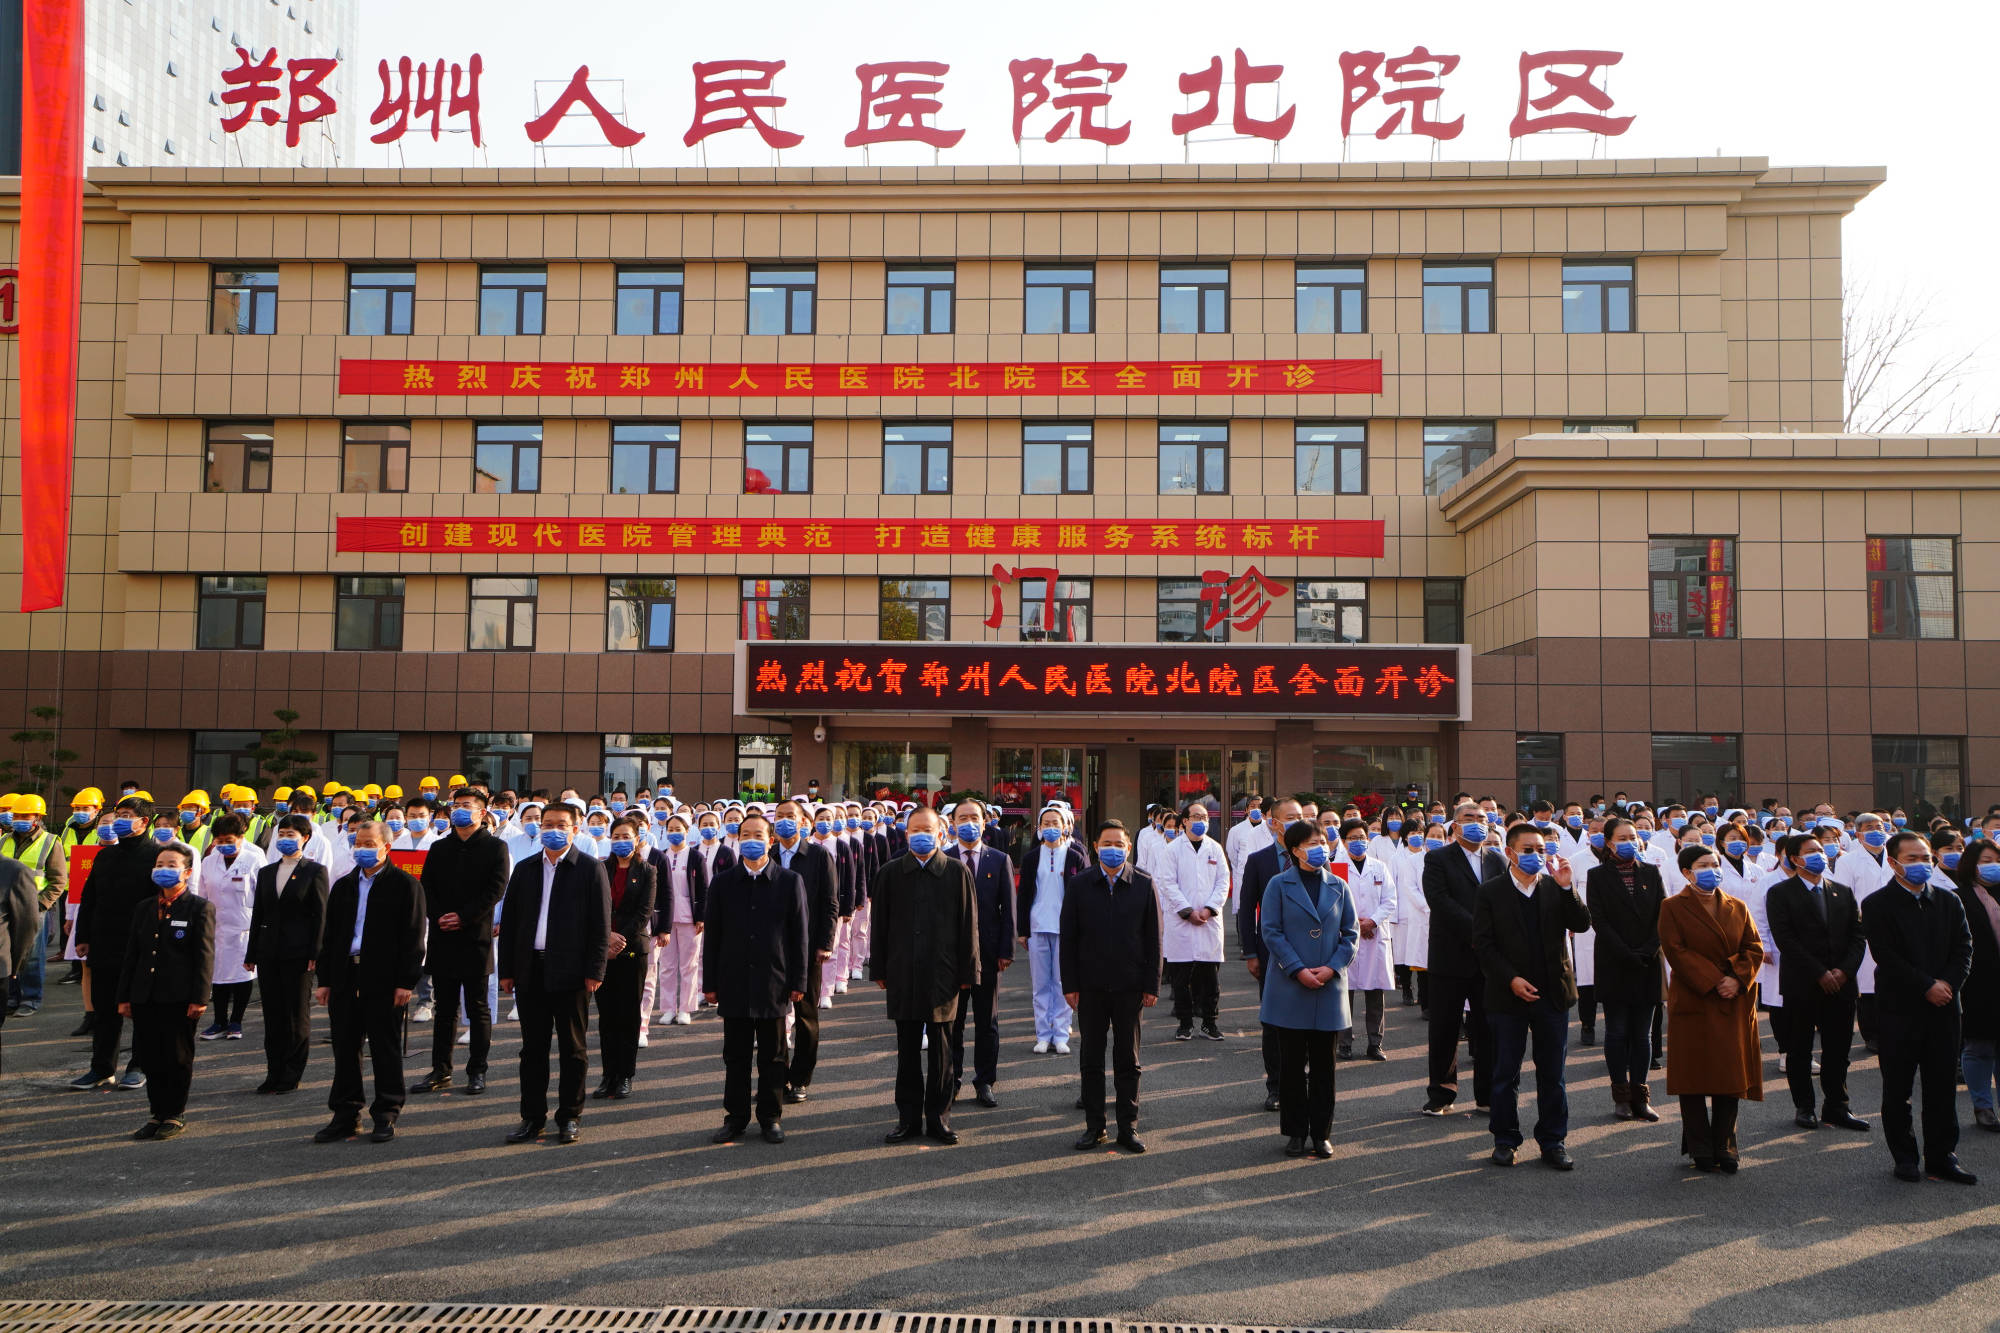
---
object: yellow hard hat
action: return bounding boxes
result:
[384,784,404,800]
[274,786,294,802]
[14,794,47,818]
[181,790,210,810]
[420,776,441,790]
[133,791,154,804]
[323,781,345,795]
[72,787,105,807]
[449,774,468,788]
[292,784,315,799]
[362,783,383,797]
[0,795,16,813]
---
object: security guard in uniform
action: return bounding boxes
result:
[116,843,215,1140]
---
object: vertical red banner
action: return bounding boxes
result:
[1865,537,1886,636]
[17,0,86,611]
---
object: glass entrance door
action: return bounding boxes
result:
[991,743,1103,832]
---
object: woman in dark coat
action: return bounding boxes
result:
[1588,817,1666,1123]
[1659,844,1764,1173]
[593,816,656,1100]
[1948,836,2000,1132]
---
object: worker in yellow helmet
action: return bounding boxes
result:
[5,792,67,1017]
[178,791,215,854]
[418,776,442,802]
[64,787,105,854]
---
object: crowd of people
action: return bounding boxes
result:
[0,777,1995,1184]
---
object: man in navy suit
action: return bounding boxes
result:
[770,799,839,1103]
[1235,797,1301,1113]
[1421,802,1508,1116]
[946,798,1015,1107]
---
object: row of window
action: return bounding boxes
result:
[210,259,1640,339]
[189,574,1470,653]
[1648,536,1958,641]
[211,417,1627,499]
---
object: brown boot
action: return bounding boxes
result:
[1631,1082,1662,1123]
[1612,1081,1634,1120]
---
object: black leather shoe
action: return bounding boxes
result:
[1262,1094,1281,1113]
[505,1120,545,1145]
[153,1119,186,1140]
[1116,1131,1148,1154]
[1823,1110,1870,1132]
[1928,1161,1978,1185]
[370,1121,396,1143]
[1692,1157,1719,1173]
[589,1080,615,1101]
[608,1079,632,1100]
[1337,1045,1355,1061]
[1366,1046,1386,1061]
[1541,1144,1575,1171]
[973,1084,998,1108]
[950,1079,963,1104]
[314,1119,358,1144]
[556,1119,580,1145]
[1893,1162,1923,1182]
[1716,1157,1740,1174]
[254,1080,277,1095]
[783,1086,808,1104]
[414,1072,451,1094]
[1491,1145,1517,1167]
[885,1122,921,1144]
[926,1123,960,1145]
[1074,1128,1106,1150]
[1074,1096,1086,1110]
[71,1015,96,1037]
[761,1122,785,1144]
[1311,1139,1334,1159]
[1795,1111,1821,1130]
[463,1074,486,1096]
[1578,1027,1598,1048]
[1285,1135,1307,1157]
[712,1121,747,1144]
[131,1120,162,1141]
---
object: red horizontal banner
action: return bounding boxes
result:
[337,516,1386,558]
[337,357,1383,398]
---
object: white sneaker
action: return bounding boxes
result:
[1054,1040,1071,1055]
[835,981,849,995]
[676,1012,693,1026]
[818,995,833,1010]
[638,1031,650,1047]
[412,1004,435,1023]
[849,968,864,982]
[456,1027,470,1046]
[1033,1039,1051,1054]
[506,1005,519,1021]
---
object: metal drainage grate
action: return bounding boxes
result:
[892,1318,1005,1333]
[656,1310,773,1332]
[539,1311,663,1332]
[773,1315,885,1333]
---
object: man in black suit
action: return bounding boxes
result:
[871,806,980,1144]
[1472,822,1591,1170]
[703,813,809,1144]
[1584,818,1666,1123]
[314,821,425,1144]
[1867,831,1976,1184]
[498,803,612,1145]
[770,798,838,1104]
[1235,797,1301,1113]
[945,798,1015,1108]
[1765,831,1869,1132]
[1062,819,1158,1153]
[246,814,328,1094]
[1420,802,1506,1116]
[70,796,160,1090]
[115,844,215,1139]
[417,786,512,1095]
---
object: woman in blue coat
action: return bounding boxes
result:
[1260,818,1359,1159]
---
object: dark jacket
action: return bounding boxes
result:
[649,841,722,931]
[498,845,613,993]
[1953,880,2000,1041]
[1866,881,1974,1020]
[1472,870,1592,1015]
[1422,839,1506,980]
[317,863,427,994]
[1060,863,1161,996]
[116,890,216,1008]
[0,857,42,983]
[604,853,657,961]
[1766,873,1866,1001]
[1586,859,1667,1008]
[772,838,839,956]
[74,832,160,969]
[247,856,329,969]
[1235,842,1284,964]
[1016,838,1089,937]
[832,837,858,916]
[702,860,810,1019]
[419,827,511,977]
[947,842,1017,966]
[869,850,981,1022]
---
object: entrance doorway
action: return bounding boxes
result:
[991,745,1106,856]
[1140,746,1273,826]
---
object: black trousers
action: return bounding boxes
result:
[948,973,1001,1088]
[327,982,407,1125]
[429,967,493,1079]
[1075,989,1143,1131]
[595,951,644,1083]
[87,961,130,1077]
[211,981,252,1026]
[257,960,313,1088]
[1782,985,1857,1114]
[516,959,590,1124]
[1164,960,1219,1022]
[1680,1094,1740,1163]
[1254,968,1279,1094]
[1576,983,1597,1031]
[1276,1026,1338,1140]
[1857,991,1880,1046]
[722,1015,787,1127]
[1425,972,1490,1107]
[1880,1010,1962,1170]
[894,1017,954,1128]
[788,961,822,1089]
[131,1001,196,1122]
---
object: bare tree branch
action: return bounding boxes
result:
[1844,276,2000,434]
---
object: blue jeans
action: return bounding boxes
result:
[1028,933,1071,1044]
[1602,1002,1657,1087]
[1488,997,1571,1152]
[8,907,49,1008]
[1964,1038,1997,1112]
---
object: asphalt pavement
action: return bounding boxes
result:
[3,965,1999,1332]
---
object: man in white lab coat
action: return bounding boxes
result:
[1225,799,1273,907]
[1834,810,1897,1051]
[1156,801,1231,1042]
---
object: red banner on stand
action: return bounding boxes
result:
[17,0,86,610]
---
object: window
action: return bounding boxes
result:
[1021,578,1092,642]
[1422,262,1493,334]
[1421,421,1496,495]
[463,733,532,793]
[341,422,410,493]
[189,730,261,794]
[1296,263,1367,334]
[1158,422,1228,495]
[607,577,676,652]
[603,734,673,796]
[1294,421,1365,495]
[1025,264,1093,334]
[329,732,400,788]
[875,421,954,496]
[196,576,266,650]
[1563,420,1637,433]
[741,577,811,641]
[468,577,537,652]
[610,423,680,495]
[736,734,791,803]
[886,265,954,335]
[1424,578,1465,644]
[1873,737,1966,825]
[1160,264,1229,334]
[747,266,815,335]
[1022,422,1093,495]
[1295,580,1368,644]
[880,578,951,641]
[1562,261,1635,334]
[211,267,278,334]
[1516,734,1564,812]
[473,422,541,494]
[203,420,273,493]
[615,266,683,335]
[346,267,415,335]
[1868,537,1957,639]
[478,267,545,335]
[744,422,812,494]
[1649,538,1736,639]
[1651,733,1740,808]
[1158,578,1225,644]
[335,576,404,651]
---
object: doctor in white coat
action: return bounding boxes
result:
[1833,811,1896,1049]
[1226,800,1274,907]
[1335,819,1397,1059]
[1156,801,1231,1042]
[196,815,266,1040]
[1568,821,1603,1047]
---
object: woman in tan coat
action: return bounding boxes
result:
[1659,845,1765,1172]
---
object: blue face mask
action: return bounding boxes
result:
[1248,810,1264,824]
[1613,840,1638,861]
[1516,851,1544,876]
[666,831,686,847]
[9,818,29,835]
[1942,851,1961,870]
[1893,816,1907,827]
[1040,827,1062,844]
[71,810,93,825]
[894,820,907,832]
[1460,823,1486,844]
[1903,863,1933,886]
[610,839,635,859]
[179,810,198,825]
[450,807,475,828]
[1188,820,1208,840]
[1704,807,1720,820]
[387,819,405,833]
[1098,847,1126,869]
[1589,832,1606,850]
[233,805,254,817]
[654,809,673,824]
[1346,840,1368,861]
[861,818,876,830]
[1568,815,1585,830]
[1802,852,1829,875]
[113,817,136,838]
[956,822,980,843]
[587,825,610,841]
[152,828,174,844]
[1486,812,1503,825]
[724,821,741,835]
[431,818,449,834]
[1978,863,2000,887]
[845,817,858,831]
[814,820,833,837]
[1533,819,1552,831]
[275,836,301,857]
[1725,840,1747,858]
[610,800,626,813]
[775,818,799,840]
[1863,829,1889,848]
[699,825,719,841]
[541,827,570,851]
[738,838,768,862]
[1163,829,1179,842]
[219,843,240,860]
[151,867,182,888]
[1699,833,1715,848]
[907,832,938,856]
[353,846,380,869]
[1694,868,1723,890]
[1386,819,1401,833]
[1306,845,1332,870]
